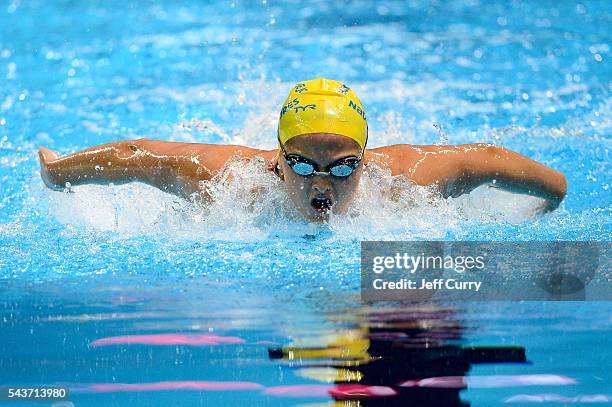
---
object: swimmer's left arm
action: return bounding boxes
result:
[407,144,567,212]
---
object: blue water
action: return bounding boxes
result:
[0,0,611,406]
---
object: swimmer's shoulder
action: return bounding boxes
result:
[186,143,275,158]
[365,143,496,182]
[364,144,431,175]
[182,143,277,172]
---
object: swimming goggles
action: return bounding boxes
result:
[279,143,363,178]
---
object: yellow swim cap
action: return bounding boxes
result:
[277,78,368,149]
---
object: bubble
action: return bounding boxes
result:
[7,62,16,80]
[432,123,448,145]
[6,1,18,13]
[376,5,389,15]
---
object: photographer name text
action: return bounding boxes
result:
[372,278,482,291]
[370,253,485,292]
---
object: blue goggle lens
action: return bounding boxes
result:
[329,164,354,177]
[291,162,316,176]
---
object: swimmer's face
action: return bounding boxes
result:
[279,133,363,222]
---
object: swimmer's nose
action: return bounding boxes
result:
[311,178,332,194]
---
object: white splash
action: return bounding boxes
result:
[38,156,543,241]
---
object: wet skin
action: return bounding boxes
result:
[38,133,567,222]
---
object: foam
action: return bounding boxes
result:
[38,156,542,242]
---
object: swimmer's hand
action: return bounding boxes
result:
[38,147,63,190]
[533,197,562,216]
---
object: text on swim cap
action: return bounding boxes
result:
[349,100,366,120]
[295,104,316,112]
[280,98,300,118]
[280,98,318,118]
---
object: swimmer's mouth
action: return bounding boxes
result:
[310,197,333,213]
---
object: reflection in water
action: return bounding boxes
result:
[90,333,245,346]
[269,306,527,406]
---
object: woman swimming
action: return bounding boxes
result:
[38,78,567,222]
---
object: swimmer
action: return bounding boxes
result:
[38,78,567,221]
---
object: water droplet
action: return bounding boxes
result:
[432,124,448,145]
[7,1,18,13]
[6,62,16,80]
[377,5,389,15]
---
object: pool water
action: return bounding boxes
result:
[0,0,610,406]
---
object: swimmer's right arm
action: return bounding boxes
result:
[38,140,267,199]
